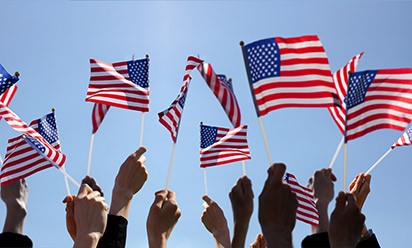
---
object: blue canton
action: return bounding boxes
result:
[244,38,280,84]
[127,58,149,88]
[25,136,46,153]
[345,71,377,109]
[284,173,290,182]
[406,127,412,140]
[0,64,19,95]
[178,92,187,108]
[200,125,218,149]
[217,74,234,92]
[38,113,59,145]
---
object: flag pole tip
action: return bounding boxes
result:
[239,41,245,46]
[228,78,232,82]
[146,54,149,58]
[51,108,55,112]
[14,71,20,77]
[189,75,193,80]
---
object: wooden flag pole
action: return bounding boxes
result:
[329,137,344,168]
[203,168,209,196]
[165,142,177,190]
[240,41,273,165]
[86,133,95,176]
[52,108,71,195]
[365,147,394,175]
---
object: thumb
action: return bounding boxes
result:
[77,184,92,198]
[202,195,213,206]
[153,190,167,208]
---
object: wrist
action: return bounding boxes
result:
[148,233,167,248]
[262,227,292,248]
[109,188,133,218]
[74,232,101,248]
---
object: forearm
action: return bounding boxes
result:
[148,234,167,248]
[109,188,133,219]
[3,204,26,234]
[231,220,250,248]
[74,233,101,248]
[313,201,329,233]
[213,229,231,248]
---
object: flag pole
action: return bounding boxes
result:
[329,137,344,168]
[52,108,71,195]
[203,168,209,196]
[86,133,95,176]
[241,161,246,176]
[365,147,394,175]
[342,72,353,192]
[240,41,273,165]
[165,142,177,190]
[138,54,149,147]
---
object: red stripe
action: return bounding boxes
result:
[275,35,320,44]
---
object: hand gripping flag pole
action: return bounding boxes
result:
[240,41,273,166]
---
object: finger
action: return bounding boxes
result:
[334,191,346,210]
[133,146,147,159]
[346,193,356,207]
[241,176,252,194]
[77,184,92,198]
[153,190,167,208]
[81,176,104,197]
[202,195,213,205]
[272,163,286,183]
[62,195,74,203]
[166,190,177,201]
[87,191,101,199]
[331,172,337,182]
[139,155,146,164]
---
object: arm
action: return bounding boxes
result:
[201,195,232,248]
[308,168,336,234]
[146,190,181,248]
[73,184,108,248]
[0,179,32,247]
[258,163,297,248]
[229,176,253,248]
[249,234,266,248]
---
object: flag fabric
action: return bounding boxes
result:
[392,126,412,148]
[0,64,19,96]
[197,62,241,127]
[243,35,339,116]
[200,124,251,168]
[344,68,412,141]
[92,103,110,134]
[86,57,150,112]
[0,110,65,186]
[328,53,363,134]
[284,173,319,226]
[158,56,203,142]
[0,85,18,106]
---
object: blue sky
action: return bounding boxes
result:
[1,1,411,247]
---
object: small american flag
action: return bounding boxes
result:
[200,124,251,168]
[243,35,339,116]
[0,85,18,106]
[392,126,412,148]
[92,103,110,134]
[86,57,149,112]
[158,56,203,142]
[0,110,65,186]
[345,68,412,141]
[197,62,241,127]
[0,64,19,96]
[328,53,363,134]
[284,173,319,226]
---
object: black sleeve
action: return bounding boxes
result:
[356,234,381,248]
[0,232,33,248]
[301,232,330,248]
[97,214,128,248]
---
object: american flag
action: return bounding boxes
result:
[344,68,412,141]
[0,110,65,186]
[328,53,363,134]
[0,85,18,107]
[197,62,241,127]
[243,35,339,116]
[284,173,319,226]
[392,126,412,148]
[0,64,19,96]
[86,57,149,112]
[158,56,203,142]
[200,124,251,168]
[92,103,110,134]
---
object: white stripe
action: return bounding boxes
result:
[347,119,408,136]
[281,64,331,71]
[86,96,149,108]
[254,76,333,86]
[375,73,412,80]
[277,40,323,49]
[281,52,328,60]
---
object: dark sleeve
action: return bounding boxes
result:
[356,234,381,248]
[0,232,33,248]
[301,232,330,248]
[97,214,128,248]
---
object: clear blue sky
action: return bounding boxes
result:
[1,1,411,247]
